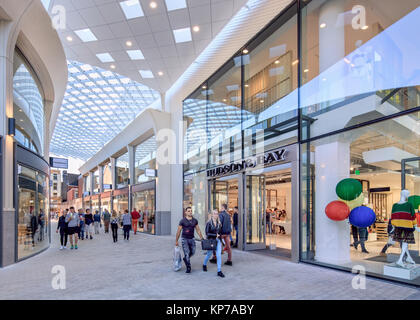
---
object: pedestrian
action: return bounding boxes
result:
[131,207,140,234]
[203,209,225,278]
[175,207,204,273]
[65,207,80,250]
[77,209,85,240]
[102,209,111,233]
[219,204,233,266]
[122,209,132,241]
[233,206,239,248]
[110,210,119,243]
[93,210,101,234]
[56,210,68,250]
[84,209,94,239]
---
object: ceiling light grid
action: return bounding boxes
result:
[51,60,160,160]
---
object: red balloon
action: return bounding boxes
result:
[325,201,350,221]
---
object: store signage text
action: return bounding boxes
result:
[207,148,287,178]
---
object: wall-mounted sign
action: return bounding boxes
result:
[49,157,68,169]
[145,169,157,177]
[207,148,287,178]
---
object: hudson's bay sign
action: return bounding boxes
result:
[207,148,287,178]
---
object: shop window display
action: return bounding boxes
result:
[17,165,49,260]
[301,112,420,285]
[133,189,155,234]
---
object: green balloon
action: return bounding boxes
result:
[336,178,362,201]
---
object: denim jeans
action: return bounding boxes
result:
[78,222,85,239]
[181,238,196,267]
[123,225,131,240]
[234,225,238,246]
[204,238,222,272]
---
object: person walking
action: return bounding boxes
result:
[203,209,225,278]
[77,209,85,240]
[65,207,80,250]
[84,209,94,240]
[56,210,68,250]
[93,210,101,234]
[233,206,239,248]
[219,204,233,266]
[110,210,119,243]
[102,209,111,233]
[131,207,140,235]
[175,207,204,273]
[122,209,132,241]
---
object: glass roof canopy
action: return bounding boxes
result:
[50,60,160,160]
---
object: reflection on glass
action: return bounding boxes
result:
[116,152,129,189]
[133,189,155,234]
[183,172,207,232]
[134,136,157,184]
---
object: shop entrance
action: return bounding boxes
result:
[208,163,294,256]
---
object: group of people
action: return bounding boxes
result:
[56,207,146,249]
[175,204,236,278]
[265,208,287,234]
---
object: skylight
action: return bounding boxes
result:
[165,0,187,11]
[41,0,51,11]
[120,0,144,20]
[173,27,192,43]
[139,70,154,79]
[50,61,160,160]
[127,50,145,60]
[74,28,98,42]
[96,53,115,63]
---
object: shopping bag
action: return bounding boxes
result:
[173,246,182,272]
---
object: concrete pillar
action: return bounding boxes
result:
[127,145,135,212]
[110,157,116,190]
[314,140,351,264]
[98,165,104,193]
[89,171,94,195]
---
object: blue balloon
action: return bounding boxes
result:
[349,206,376,228]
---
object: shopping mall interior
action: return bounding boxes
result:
[0,0,419,299]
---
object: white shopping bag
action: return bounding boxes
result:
[173,246,182,272]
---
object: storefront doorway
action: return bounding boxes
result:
[207,145,299,260]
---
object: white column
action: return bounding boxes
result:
[98,165,104,193]
[110,157,116,190]
[127,145,135,186]
[314,140,351,265]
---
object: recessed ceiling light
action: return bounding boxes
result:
[260,100,264,103]
[74,28,97,42]
[244,84,249,87]
[242,49,249,54]
[150,1,157,8]
[139,70,154,78]
[304,69,309,73]
[361,25,369,30]
[110,65,116,69]
[126,40,133,47]
[292,59,299,66]
[165,0,187,11]
[173,27,192,43]
[120,0,144,20]
[274,60,280,64]
[320,23,327,29]
[66,36,73,42]
[96,53,115,63]
[202,85,207,89]
[192,26,200,32]
[223,99,227,102]
[158,71,163,76]
[127,49,144,60]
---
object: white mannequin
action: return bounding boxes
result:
[395,190,420,268]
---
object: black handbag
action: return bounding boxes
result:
[201,239,217,250]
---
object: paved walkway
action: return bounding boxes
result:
[0,223,419,300]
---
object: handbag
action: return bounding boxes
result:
[201,239,218,251]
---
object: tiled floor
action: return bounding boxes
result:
[0,222,418,300]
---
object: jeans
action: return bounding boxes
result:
[181,238,196,267]
[221,234,232,261]
[111,223,118,242]
[204,239,222,272]
[59,229,68,246]
[234,225,238,246]
[94,221,100,234]
[123,225,131,240]
[78,223,85,239]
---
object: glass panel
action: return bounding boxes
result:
[301,111,420,286]
[116,152,129,188]
[243,8,298,157]
[17,165,49,260]
[246,175,266,247]
[103,163,112,188]
[93,169,100,193]
[113,195,128,215]
[300,0,420,139]
[133,189,155,234]
[183,172,207,233]
[134,136,157,184]
[13,50,45,156]
[207,60,242,168]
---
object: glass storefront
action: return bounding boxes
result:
[17,164,49,260]
[113,193,129,215]
[133,187,156,234]
[134,136,157,184]
[116,151,129,189]
[183,0,420,285]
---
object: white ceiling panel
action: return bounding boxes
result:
[168,9,190,29]
[147,14,171,32]
[97,2,127,24]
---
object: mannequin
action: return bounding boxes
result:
[391,190,420,268]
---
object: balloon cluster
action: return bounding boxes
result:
[325,178,376,227]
